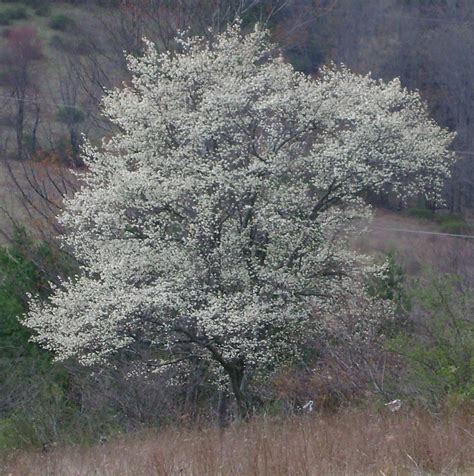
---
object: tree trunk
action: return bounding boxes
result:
[16,98,25,160]
[217,389,227,428]
[225,359,249,420]
[31,103,40,156]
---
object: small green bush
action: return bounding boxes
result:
[406,207,435,220]
[369,253,407,305]
[49,13,74,31]
[0,417,19,450]
[57,105,85,124]
[437,214,472,234]
[6,5,26,19]
[0,5,27,25]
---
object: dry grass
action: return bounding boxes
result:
[2,407,473,476]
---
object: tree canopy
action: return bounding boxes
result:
[25,23,454,414]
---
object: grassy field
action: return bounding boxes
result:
[2,407,473,475]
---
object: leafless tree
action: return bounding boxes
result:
[0,26,44,160]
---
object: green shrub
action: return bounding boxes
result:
[11,5,26,19]
[0,228,74,355]
[6,5,26,19]
[0,5,27,25]
[369,253,407,304]
[0,355,95,450]
[0,230,85,450]
[405,207,435,220]
[0,417,19,450]
[368,253,411,338]
[57,105,85,124]
[437,214,472,234]
[389,274,474,404]
[49,13,74,31]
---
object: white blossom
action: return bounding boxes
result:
[24,23,454,407]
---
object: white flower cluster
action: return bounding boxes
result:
[25,23,454,384]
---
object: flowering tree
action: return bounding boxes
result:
[25,24,454,415]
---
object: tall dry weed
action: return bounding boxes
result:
[3,407,473,475]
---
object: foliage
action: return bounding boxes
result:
[57,106,85,125]
[25,23,455,413]
[0,361,71,450]
[49,13,74,31]
[0,230,81,450]
[406,207,436,220]
[437,214,472,234]
[0,230,45,357]
[390,274,474,403]
[367,253,412,347]
[0,228,77,354]
[0,5,27,25]
[369,253,407,306]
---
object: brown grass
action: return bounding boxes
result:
[3,407,473,476]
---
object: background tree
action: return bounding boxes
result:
[55,57,88,167]
[0,26,43,160]
[25,23,454,416]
